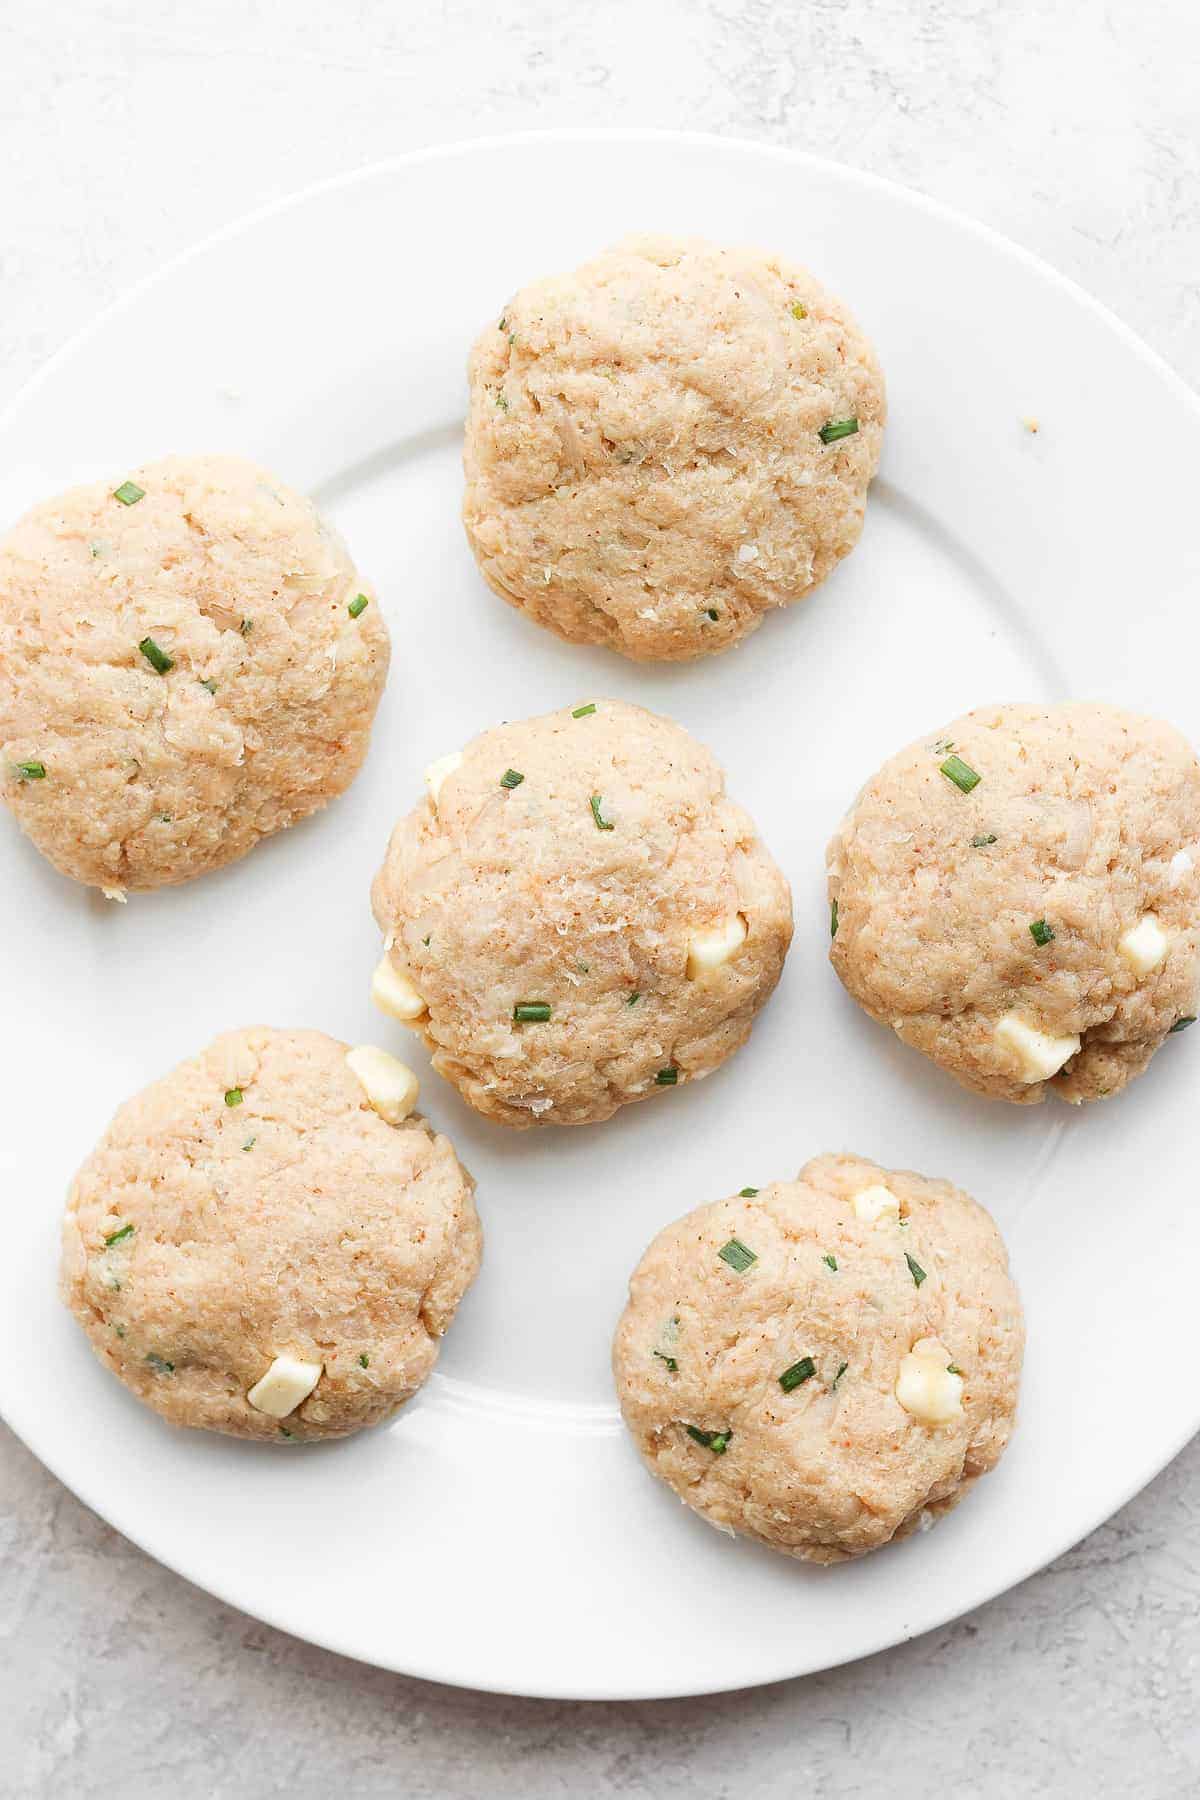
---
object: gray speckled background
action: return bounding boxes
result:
[3,3,1199,1793]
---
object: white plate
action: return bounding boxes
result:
[2,130,1199,1702]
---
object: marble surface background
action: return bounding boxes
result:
[2,3,1199,1793]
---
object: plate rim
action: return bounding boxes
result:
[3,126,1198,1701]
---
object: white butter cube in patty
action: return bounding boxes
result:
[995,1014,1080,1082]
[371,958,427,1022]
[853,1184,900,1223]
[896,1338,963,1425]
[686,913,747,979]
[247,1354,322,1419]
[424,751,463,807]
[1119,915,1170,977]
[346,1046,420,1124]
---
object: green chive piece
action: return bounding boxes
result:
[739,1187,759,1197]
[104,1224,134,1248]
[1029,918,1054,947]
[655,1066,679,1086]
[242,1136,256,1151]
[790,301,808,320]
[423,935,431,946]
[240,618,253,637]
[280,1426,294,1438]
[496,391,509,411]
[590,794,614,830]
[905,1251,927,1288]
[779,1356,816,1393]
[571,702,596,718]
[685,1425,730,1454]
[224,1087,244,1107]
[823,1253,838,1271]
[832,1360,849,1391]
[115,1324,126,1338]
[500,769,524,789]
[626,992,640,1007]
[971,834,997,847]
[830,897,839,938]
[932,738,955,755]
[653,1350,678,1373]
[1170,1015,1197,1033]
[198,678,217,695]
[113,480,145,506]
[14,760,46,781]
[819,417,859,445]
[498,316,507,331]
[513,1001,551,1023]
[940,754,981,794]
[705,608,719,621]
[947,1363,964,1376]
[146,1353,174,1374]
[358,1353,370,1369]
[138,636,174,675]
[348,593,369,619]
[718,1238,757,1274]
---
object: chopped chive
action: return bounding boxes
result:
[947,1363,964,1376]
[932,738,955,755]
[790,300,808,320]
[830,897,839,938]
[832,1360,849,1391]
[115,1324,126,1338]
[653,1350,678,1373]
[495,391,509,411]
[779,1356,816,1393]
[589,794,614,830]
[500,768,525,789]
[348,593,369,619]
[242,1136,256,1151]
[819,417,859,445]
[905,1251,927,1288]
[198,678,217,695]
[571,702,596,718]
[513,1001,551,1023]
[104,1224,134,1248]
[685,1425,730,1454]
[113,480,145,506]
[240,618,253,636]
[705,608,719,622]
[626,991,640,1007]
[739,1187,759,1197]
[423,934,431,946]
[655,1066,678,1086]
[971,833,997,847]
[718,1238,757,1274]
[358,1353,370,1369]
[823,1253,838,1271]
[498,316,507,331]
[224,1087,244,1107]
[14,760,46,781]
[138,636,174,675]
[280,1426,294,1438]
[940,754,981,794]
[1170,1015,1197,1033]
[146,1352,175,1374]
[1029,918,1054,947]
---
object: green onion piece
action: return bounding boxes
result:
[280,1426,294,1438]
[830,897,839,938]
[224,1087,244,1107]
[823,1253,838,1271]
[242,1136,256,1151]
[115,1323,126,1338]
[113,480,145,506]
[500,769,524,789]
[940,753,981,794]
[832,1360,849,1391]
[571,702,596,718]
[14,760,46,781]
[739,1187,759,1197]
[146,1353,174,1374]
[718,1238,757,1273]
[932,738,955,755]
[359,1353,370,1369]
[104,1224,134,1248]
[496,391,509,411]
[790,301,808,320]
[626,992,640,1007]
[947,1363,964,1376]
[905,1251,927,1288]
[240,618,253,636]
[705,608,718,622]
[348,593,369,618]
[198,678,217,695]
[138,636,174,675]
[655,1066,679,1086]
[498,316,507,331]
[971,834,997,847]
[779,1356,816,1393]
[685,1425,730,1454]
[1170,1015,1197,1033]
[819,417,859,445]
[1029,918,1054,947]
[513,1001,551,1023]
[653,1350,678,1373]
[589,794,614,830]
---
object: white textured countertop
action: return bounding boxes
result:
[3,3,1199,1793]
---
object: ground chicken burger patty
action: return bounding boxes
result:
[0,454,389,893]
[613,1153,1023,1563]
[827,703,1200,1104]
[370,699,793,1126]
[61,1027,481,1442]
[463,234,885,661]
